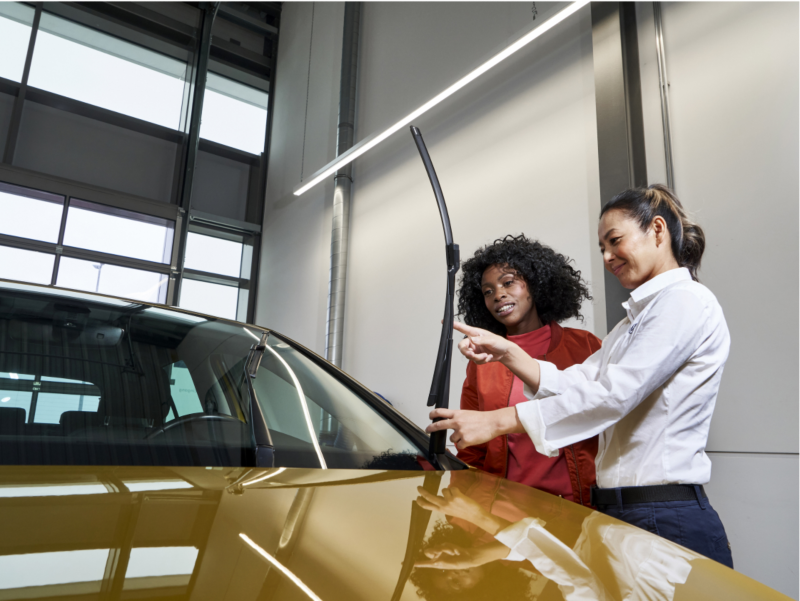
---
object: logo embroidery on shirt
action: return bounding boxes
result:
[628,323,637,335]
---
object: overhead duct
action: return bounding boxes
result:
[325,3,361,368]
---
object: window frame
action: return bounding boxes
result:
[0,1,276,323]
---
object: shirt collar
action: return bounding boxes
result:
[621,267,692,321]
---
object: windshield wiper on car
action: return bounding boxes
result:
[410,126,461,470]
[243,330,275,467]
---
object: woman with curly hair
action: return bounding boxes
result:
[456,234,601,505]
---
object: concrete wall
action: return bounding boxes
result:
[258,3,798,596]
[636,3,798,597]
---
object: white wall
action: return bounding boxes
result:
[636,3,798,597]
[259,3,798,597]
[345,2,604,430]
[255,2,343,354]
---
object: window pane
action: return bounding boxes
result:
[165,361,204,420]
[29,13,186,129]
[185,233,242,277]
[0,371,33,421]
[57,257,168,304]
[201,73,268,154]
[178,279,239,320]
[0,549,108,590]
[0,246,55,285]
[33,377,101,425]
[250,338,422,470]
[64,199,174,264]
[0,182,64,243]
[0,3,34,83]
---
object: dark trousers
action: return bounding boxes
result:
[597,487,734,568]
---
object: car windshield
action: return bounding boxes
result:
[0,282,426,469]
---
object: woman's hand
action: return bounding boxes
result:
[414,541,510,570]
[427,407,523,449]
[416,486,510,536]
[453,321,543,394]
[453,322,514,364]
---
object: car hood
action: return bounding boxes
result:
[0,465,786,601]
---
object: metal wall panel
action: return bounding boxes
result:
[14,101,178,203]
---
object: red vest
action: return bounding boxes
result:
[456,322,602,507]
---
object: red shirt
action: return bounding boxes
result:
[506,325,574,501]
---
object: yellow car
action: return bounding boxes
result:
[0,280,789,600]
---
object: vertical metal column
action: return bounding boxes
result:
[653,2,675,190]
[325,3,361,367]
[167,2,219,307]
[591,2,647,330]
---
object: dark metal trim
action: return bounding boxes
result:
[183,269,247,288]
[24,87,186,144]
[0,232,173,277]
[0,164,180,221]
[210,39,271,78]
[198,137,261,165]
[59,245,172,275]
[0,76,21,97]
[189,209,262,234]
[217,5,278,37]
[3,2,41,164]
[171,3,220,310]
[50,195,70,285]
[0,233,57,256]
[44,2,196,56]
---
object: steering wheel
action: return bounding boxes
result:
[145,414,245,440]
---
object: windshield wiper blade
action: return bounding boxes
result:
[410,126,460,470]
[243,332,274,466]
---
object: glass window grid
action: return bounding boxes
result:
[0,179,255,320]
[0,3,268,321]
[21,6,271,157]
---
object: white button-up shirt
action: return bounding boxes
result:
[516,268,730,487]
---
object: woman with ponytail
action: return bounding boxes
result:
[429,184,734,567]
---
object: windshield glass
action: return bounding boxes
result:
[246,337,423,469]
[0,283,426,469]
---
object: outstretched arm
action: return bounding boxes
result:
[452,322,542,393]
[426,322,539,449]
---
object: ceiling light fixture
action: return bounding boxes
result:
[293,0,590,197]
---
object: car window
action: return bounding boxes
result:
[246,339,425,470]
[164,361,203,421]
[0,283,429,469]
[0,372,100,424]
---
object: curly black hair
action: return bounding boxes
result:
[458,234,591,335]
[409,521,535,601]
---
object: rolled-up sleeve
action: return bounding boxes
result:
[516,289,710,456]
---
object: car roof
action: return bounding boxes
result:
[0,278,269,332]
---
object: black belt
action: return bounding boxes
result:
[591,484,707,506]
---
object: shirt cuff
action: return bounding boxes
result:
[495,517,544,561]
[522,360,560,400]
[515,400,560,458]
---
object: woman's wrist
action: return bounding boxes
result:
[490,407,525,439]
[499,345,541,393]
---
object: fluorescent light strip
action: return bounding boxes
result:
[294,0,590,196]
[262,345,327,469]
[240,533,323,601]
[243,467,287,487]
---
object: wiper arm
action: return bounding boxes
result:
[410,126,460,470]
[243,332,274,466]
